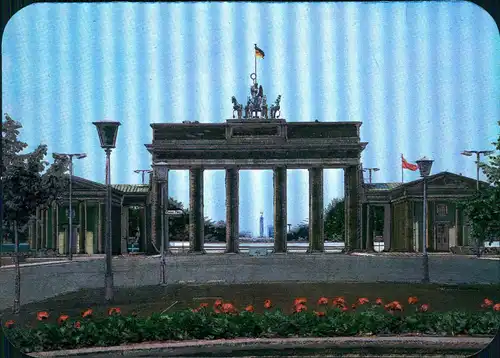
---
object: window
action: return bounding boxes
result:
[436,204,448,217]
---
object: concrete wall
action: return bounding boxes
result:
[0,254,499,310]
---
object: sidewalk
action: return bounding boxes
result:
[0,255,105,270]
[29,336,492,357]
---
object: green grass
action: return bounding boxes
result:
[2,282,499,327]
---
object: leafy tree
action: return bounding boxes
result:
[459,121,500,248]
[2,114,69,313]
[324,198,345,241]
[287,220,309,241]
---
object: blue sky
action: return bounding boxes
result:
[2,1,499,235]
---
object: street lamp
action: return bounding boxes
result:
[154,165,169,285]
[416,156,433,284]
[92,120,121,302]
[134,169,152,185]
[53,152,87,260]
[460,150,493,190]
[363,167,380,184]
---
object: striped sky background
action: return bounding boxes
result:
[2,1,499,236]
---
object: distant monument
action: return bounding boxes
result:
[259,212,264,238]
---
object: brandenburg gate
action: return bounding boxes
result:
[146,75,367,254]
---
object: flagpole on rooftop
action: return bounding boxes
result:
[401,154,404,183]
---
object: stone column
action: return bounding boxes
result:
[189,168,205,254]
[142,205,148,253]
[225,167,239,253]
[308,167,324,253]
[383,203,392,251]
[160,171,172,255]
[273,167,287,253]
[365,203,371,251]
[344,165,361,250]
[97,202,103,253]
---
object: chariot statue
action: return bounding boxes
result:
[270,95,281,119]
[231,96,243,119]
[231,73,282,120]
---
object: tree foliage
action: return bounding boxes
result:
[2,114,69,239]
[324,198,345,241]
[459,121,500,245]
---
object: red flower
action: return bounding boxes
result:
[408,296,419,305]
[385,301,403,312]
[82,309,93,318]
[294,297,307,305]
[493,303,500,312]
[375,298,383,305]
[351,303,357,310]
[293,303,307,313]
[74,321,81,329]
[420,304,429,312]
[191,308,200,313]
[357,297,369,305]
[481,298,493,308]
[245,305,254,312]
[314,310,325,317]
[221,303,237,314]
[264,299,272,309]
[108,307,121,316]
[317,297,329,305]
[36,311,49,321]
[57,315,69,325]
[341,306,349,312]
[4,320,14,329]
[332,296,345,306]
[214,299,223,308]
[199,303,209,309]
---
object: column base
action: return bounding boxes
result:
[306,249,325,254]
[271,250,288,255]
[224,250,240,254]
[187,249,206,255]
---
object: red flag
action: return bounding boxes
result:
[401,155,418,171]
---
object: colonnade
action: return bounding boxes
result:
[151,165,362,253]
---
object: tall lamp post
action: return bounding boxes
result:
[155,165,169,285]
[363,167,380,184]
[460,150,493,191]
[92,121,121,302]
[416,157,433,284]
[134,169,152,185]
[53,153,87,260]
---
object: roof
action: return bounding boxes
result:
[365,171,490,193]
[112,184,150,194]
[364,182,403,191]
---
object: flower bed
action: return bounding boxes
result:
[3,296,500,353]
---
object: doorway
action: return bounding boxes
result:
[435,222,450,251]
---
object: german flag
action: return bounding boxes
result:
[255,45,265,59]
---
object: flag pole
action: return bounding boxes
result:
[254,44,257,83]
[401,154,404,183]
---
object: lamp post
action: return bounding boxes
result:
[92,121,121,302]
[53,152,87,260]
[134,169,152,185]
[363,167,380,184]
[416,156,433,284]
[155,165,169,285]
[460,150,493,191]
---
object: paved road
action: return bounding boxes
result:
[0,253,499,310]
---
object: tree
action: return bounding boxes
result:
[459,121,500,249]
[287,220,309,242]
[324,198,345,241]
[2,114,69,313]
